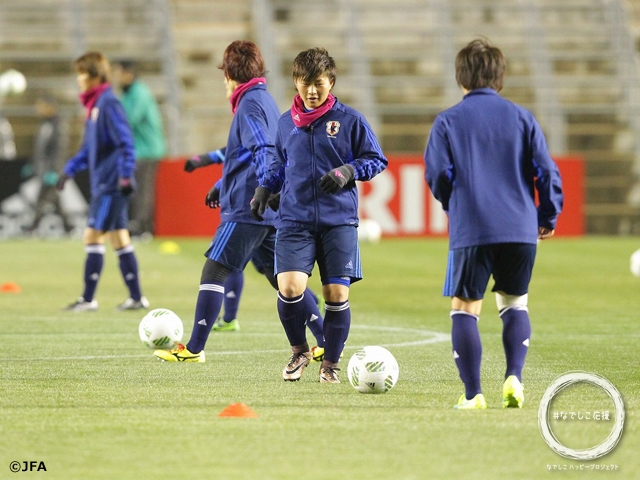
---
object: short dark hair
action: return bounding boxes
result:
[115,59,137,75]
[74,51,111,83]
[455,38,506,92]
[292,48,336,84]
[218,40,266,83]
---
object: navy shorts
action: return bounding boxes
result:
[275,225,362,285]
[87,193,129,231]
[204,222,275,273]
[443,243,537,299]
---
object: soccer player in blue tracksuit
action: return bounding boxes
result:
[251,48,388,383]
[155,41,324,363]
[424,39,564,409]
[57,51,148,312]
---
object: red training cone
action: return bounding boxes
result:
[218,403,258,418]
[1,282,21,293]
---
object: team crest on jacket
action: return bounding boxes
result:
[326,120,340,137]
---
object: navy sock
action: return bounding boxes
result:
[303,288,325,347]
[187,283,225,353]
[81,244,105,302]
[323,300,351,364]
[223,270,244,322]
[451,310,482,399]
[501,307,531,381]
[117,245,142,301]
[277,292,308,347]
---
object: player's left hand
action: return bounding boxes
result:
[319,164,355,194]
[538,227,555,240]
[250,186,270,221]
[205,185,220,209]
[118,178,134,196]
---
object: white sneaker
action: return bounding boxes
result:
[64,297,98,312]
[117,296,150,311]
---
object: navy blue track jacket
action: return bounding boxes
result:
[63,87,136,196]
[261,99,387,229]
[424,88,563,249]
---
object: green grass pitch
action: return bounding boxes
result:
[1,236,638,479]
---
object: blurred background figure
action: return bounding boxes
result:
[0,116,16,160]
[113,60,166,238]
[0,69,25,161]
[21,94,72,234]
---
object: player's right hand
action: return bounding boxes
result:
[56,173,70,191]
[250,186,270,221]
[184,154,208,172]
[538,227,555,240]
[205,184,220,209]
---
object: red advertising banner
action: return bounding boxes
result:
[155,160,222,237]
[155,155,583,237]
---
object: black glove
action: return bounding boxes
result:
[250,186,271,221]
[205,184,220,209]
[319,164,355,194]
[119,178,134,196]
[267,192,281,212]
[56,173,71,191]
[184,154,210,172]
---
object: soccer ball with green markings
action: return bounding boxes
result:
[630,248,640,277]
[347,346,399,394]
[138,308,183,350]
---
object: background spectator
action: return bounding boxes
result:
[113,59,166,238]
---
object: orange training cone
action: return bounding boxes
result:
[1,282,21,293]
[218,403,258,418]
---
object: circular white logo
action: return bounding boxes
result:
[538,372,625,460]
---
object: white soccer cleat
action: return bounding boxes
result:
[64,297,98,312]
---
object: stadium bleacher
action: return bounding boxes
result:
[1,0,640,233]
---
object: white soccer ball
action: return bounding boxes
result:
[357,219,382,243]
[347,346,399,394]
[630,249,640,277]
[138,308,184,350]
[0,69,27,96]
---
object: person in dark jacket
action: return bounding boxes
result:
[57,51,148,312]
[23,94,73,233]
[252,48,387,383]
[424,38,563,410]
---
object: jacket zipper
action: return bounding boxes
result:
[310,125,319,230]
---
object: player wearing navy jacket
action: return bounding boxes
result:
[57,51,148,312]
[252,48,387,383]
[155,41,324,363]
[424,39,563,409]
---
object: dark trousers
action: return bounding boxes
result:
[129,160,158,235]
